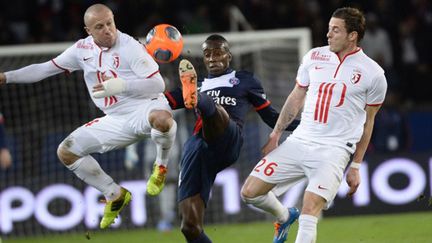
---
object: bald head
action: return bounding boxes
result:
[83,3,117,48]
[84,4,113,27]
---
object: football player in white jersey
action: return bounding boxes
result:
[241,7,387,243]
[0,4,177,229]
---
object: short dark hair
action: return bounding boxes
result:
[205,34,228,43]
[203,34,230,51]
[332,7,366,42]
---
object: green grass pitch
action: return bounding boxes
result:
[2,211,431,243]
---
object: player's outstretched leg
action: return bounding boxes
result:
[147,163,168,196]
[273,207,300,243]
[100,187,132,229]
[179,59,198,109]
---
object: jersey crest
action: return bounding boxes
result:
[350,71,362,84]
[112,54,120,69]
[229,77,240,85]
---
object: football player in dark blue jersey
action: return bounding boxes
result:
[0,112,12,170]
[164,34,298,243]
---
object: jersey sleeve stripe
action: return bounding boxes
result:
[366,103,382,106]
[146,70,160,78]
[296,80,308,88]
[255,100,271,111]
[193,117,203,135]
[164,91,178,108]
[51,60,70,74]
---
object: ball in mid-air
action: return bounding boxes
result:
[145,24,183,63]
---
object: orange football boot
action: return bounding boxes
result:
[179,59,198,109]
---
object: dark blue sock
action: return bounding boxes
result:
[188,231,212,243]
[197,93,216,118]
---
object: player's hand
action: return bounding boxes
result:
[0,148,12,170]
[346,167,361,197]
[92,78,126,98]
[0,73,6,85]
[261,132,281,156]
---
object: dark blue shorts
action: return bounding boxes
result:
[177,120,243,205]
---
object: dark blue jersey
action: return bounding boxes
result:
[167,70,298,204]
[0,112,6,148]
[165,69,297,133]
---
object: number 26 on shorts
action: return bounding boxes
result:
[253,158,278,176]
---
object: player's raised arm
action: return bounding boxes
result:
[0,61,64,85]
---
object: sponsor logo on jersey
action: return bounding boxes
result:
[311,51,331,61]
[206,90,237,106]
[213,96,237,106]
[77,41,93,50]
[318,185,328,190]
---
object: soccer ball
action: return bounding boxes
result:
[145,24,184,63]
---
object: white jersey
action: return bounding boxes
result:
[52,30,162,115]
[291,46,387,153]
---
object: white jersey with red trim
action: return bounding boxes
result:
[52,30,162,115]
[291,46,387,152]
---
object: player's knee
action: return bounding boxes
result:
[240,187,263,205]
[180,220,202,239]
[301,203,321,216]
[57,144,80,166]
[301,193,326,216]
[240,182,260,201]
[149,110,173,132]
[241,194,265,206]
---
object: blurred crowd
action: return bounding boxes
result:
[0,0,431,107]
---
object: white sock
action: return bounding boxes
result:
[295,214,318,243]
[244,191,288,223]
[66,155,121,201]
[151,121,176,167]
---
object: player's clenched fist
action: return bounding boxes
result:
[0,73,6,85]
[92,78,126,98]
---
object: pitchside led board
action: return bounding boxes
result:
[0,153,430,235]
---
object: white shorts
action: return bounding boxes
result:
[60,95,171,156]
[249,137,350,208]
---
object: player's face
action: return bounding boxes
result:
[327,17,351,53]
[85,10,117,48]
[202,40,232,76]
